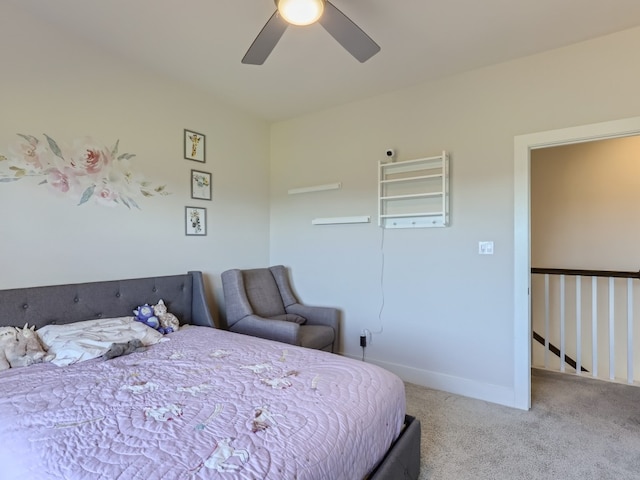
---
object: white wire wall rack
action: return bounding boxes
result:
[378,151,449,228]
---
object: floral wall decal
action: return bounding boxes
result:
[0,134,170,208]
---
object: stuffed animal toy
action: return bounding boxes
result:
[133,304,160,330]
[20,323,55,363]
[0,323,54,371]
[0,327,17,371]
[153,299,180,334]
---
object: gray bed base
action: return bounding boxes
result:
[370,414,421,480]
[0,271,421,480]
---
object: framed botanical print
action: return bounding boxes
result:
[184,129,205,162]
[191,169,212,200]
[185,206,207,236]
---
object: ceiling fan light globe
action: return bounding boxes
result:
[277,0,324,26]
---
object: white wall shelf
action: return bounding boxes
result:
[312,216,370,225]
[287,182,342,195]
[378,151,449,228]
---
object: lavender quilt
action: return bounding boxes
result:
[0,326,405,479]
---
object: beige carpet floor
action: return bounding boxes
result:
[405,369,640,479]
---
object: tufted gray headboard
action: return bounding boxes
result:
[0,271,215,329]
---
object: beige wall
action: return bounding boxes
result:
[532,136,640,271]
[0,3,271,322]
[270,27,640,405]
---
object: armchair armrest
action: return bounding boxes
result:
[230,314,300,345]
[286,304,339,332]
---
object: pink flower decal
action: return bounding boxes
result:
[47,169,70,193]
[0,134,169,208]
[11,136,45,169]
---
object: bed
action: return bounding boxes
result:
[0,271,420,479]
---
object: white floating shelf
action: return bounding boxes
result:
[312,216,371,225]
[288,182,342,195]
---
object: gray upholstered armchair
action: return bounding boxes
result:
[221,265,339,352]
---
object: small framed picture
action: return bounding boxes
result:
[191,169,212,200]
[184,129,205,162]
[185,206,207,236]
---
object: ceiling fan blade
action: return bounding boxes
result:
[318,1,380,63]
[242,11,288,65]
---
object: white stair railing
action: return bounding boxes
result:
[531,268,639,386]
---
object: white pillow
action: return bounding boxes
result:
[38,316,165,367]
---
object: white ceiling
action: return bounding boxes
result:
[10,0,640,121]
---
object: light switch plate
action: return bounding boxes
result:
[479,241,494,255]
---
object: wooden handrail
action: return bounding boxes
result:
[531,267,640,279]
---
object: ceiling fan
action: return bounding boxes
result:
[242,0,380,65]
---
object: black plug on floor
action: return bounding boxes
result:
[360,334,367,348]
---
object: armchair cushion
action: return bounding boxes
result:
[299,325,335,351]
[231,315,299,345]
[286,304,339,332]
[243,269,286,318]
[271,313,306,325]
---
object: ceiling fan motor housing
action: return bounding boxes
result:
[276,0,326,26]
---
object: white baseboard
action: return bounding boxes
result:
[344,353,518,409]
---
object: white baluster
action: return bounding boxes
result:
[609,277,615,381]
[544,274,550,369]
[627,278,634,384]
[592,277,598,378]
[576,276,582,375]
[560,275,566,373]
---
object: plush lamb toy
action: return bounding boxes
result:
[20,323,55,363]
[0,327,18,370]
[0,323,55,371]
[153,299,180,334]
[133,304,160,330]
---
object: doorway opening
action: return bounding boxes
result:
[513,115,640,410]
[530,136,640,386]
